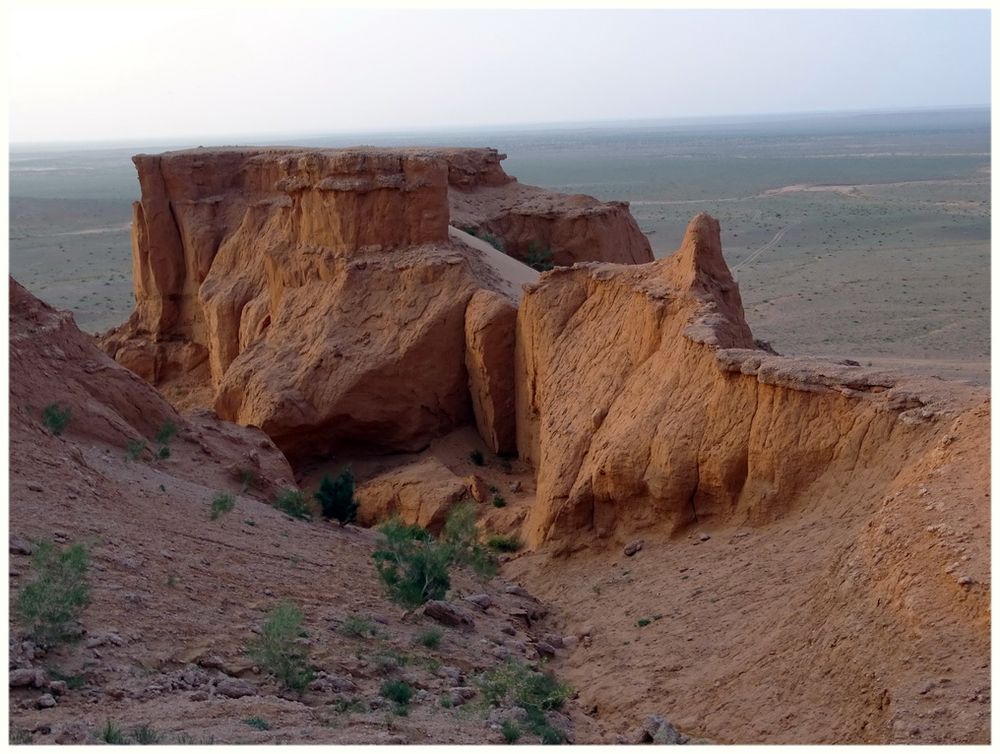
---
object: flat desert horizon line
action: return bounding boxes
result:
[8,103,990,152]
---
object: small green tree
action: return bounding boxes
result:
[247,601,314,692]
[16,540,90,646]
[373,519,451,608]
[441,502,498,578]
[315,468,358,526]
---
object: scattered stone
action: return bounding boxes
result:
[9,669,37,687]
[36,693,57,709]
[465,593,492,611]
[189,690,210,702]
[215,677,256,698]
[624,539,644,556]
[27,482,43,492]
[562,635,579,650]
[491,645,512,661]
[509,480,523,493]
[919,681,936,695]
[504,584,537,601]
[698,533,711,542]
[55,723,88,745]
[534,641,557,658]
[543,634,565,648]
[9,534,33,555]
[424,600,476,630]
[437,666,463,684]
[632,714,685,745]
[957,575,975,587]
[500,624,516,636]
[48,681,68,696]
[578,625,594,637]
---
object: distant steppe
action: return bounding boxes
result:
[10,110,990,383]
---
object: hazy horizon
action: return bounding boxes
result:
[9,8,990,144]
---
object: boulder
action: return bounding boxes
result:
[355,457,471,534]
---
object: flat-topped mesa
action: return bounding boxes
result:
[515,213,987,553]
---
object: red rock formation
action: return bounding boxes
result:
[445,148,654,267]
[464,289,518,455]
[514,213,988,550]
[10,278,294,496]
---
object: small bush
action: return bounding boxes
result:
[157,445,171,460]
[247,601,314,692]
[487,534,523,553]
[373,518,451,608]
[636,617,652,628]
[491,493,507,509]
[239,470,257,492]
[469,449,485,466]
[132,725,159,744]
[98,720,127,745]
[210,492,235,520]
[479,660,572,735]
[379,679,413,705]
[244,717,270,731]
[273,488,313,521]
[155,420,177,446]
[9,728,32,745]
[16,540,90,646]
[41,404,71,436]
[538,724,565,744]
[441,502,498,578]
[525,242,555,272]
[315,468,358,526]
[125,439,146,462]
[501,719,522,744]
[340,614,376,639]
[415,627,442,649]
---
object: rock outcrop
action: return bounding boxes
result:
[101,147,645,461]
[9,277,295,499]
[444,148,653,267]
[514,213,988,550]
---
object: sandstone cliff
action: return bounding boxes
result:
[514,213,987,550]
[101,148,571,459]
[444,148,654,267]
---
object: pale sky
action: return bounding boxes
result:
[8,8,991,144]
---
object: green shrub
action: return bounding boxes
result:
[501,719,522,744]
[340,614,377,639]
[41,404,71,436]
[315,468,358,526]
[98,720,127,745]
[273,488,313,521]
[9,728,32,745]
[16,540,90,646]
[487,534,523,553]
[492,493,507,508]
[157,445,171,460]
[247,601,314,692]
[155,419,177,446]
[379,679,413,705]
[373,519,451,608]
[239,470,257,492]
[210,492,235,520]
[415,627,442,649]
[244,717,270,731]
[441,502,498,578]
[469,449,485,466]
[525,242,555,272]
[479,660,571,739]
[132,725,159,745]
[125,439,147,461]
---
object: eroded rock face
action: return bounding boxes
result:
[102,147,645,460]
[355,457,472,533]
[514,214,988,550]
[464,289,518,455]
[445,149,654,267]
[9,278,295,497]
